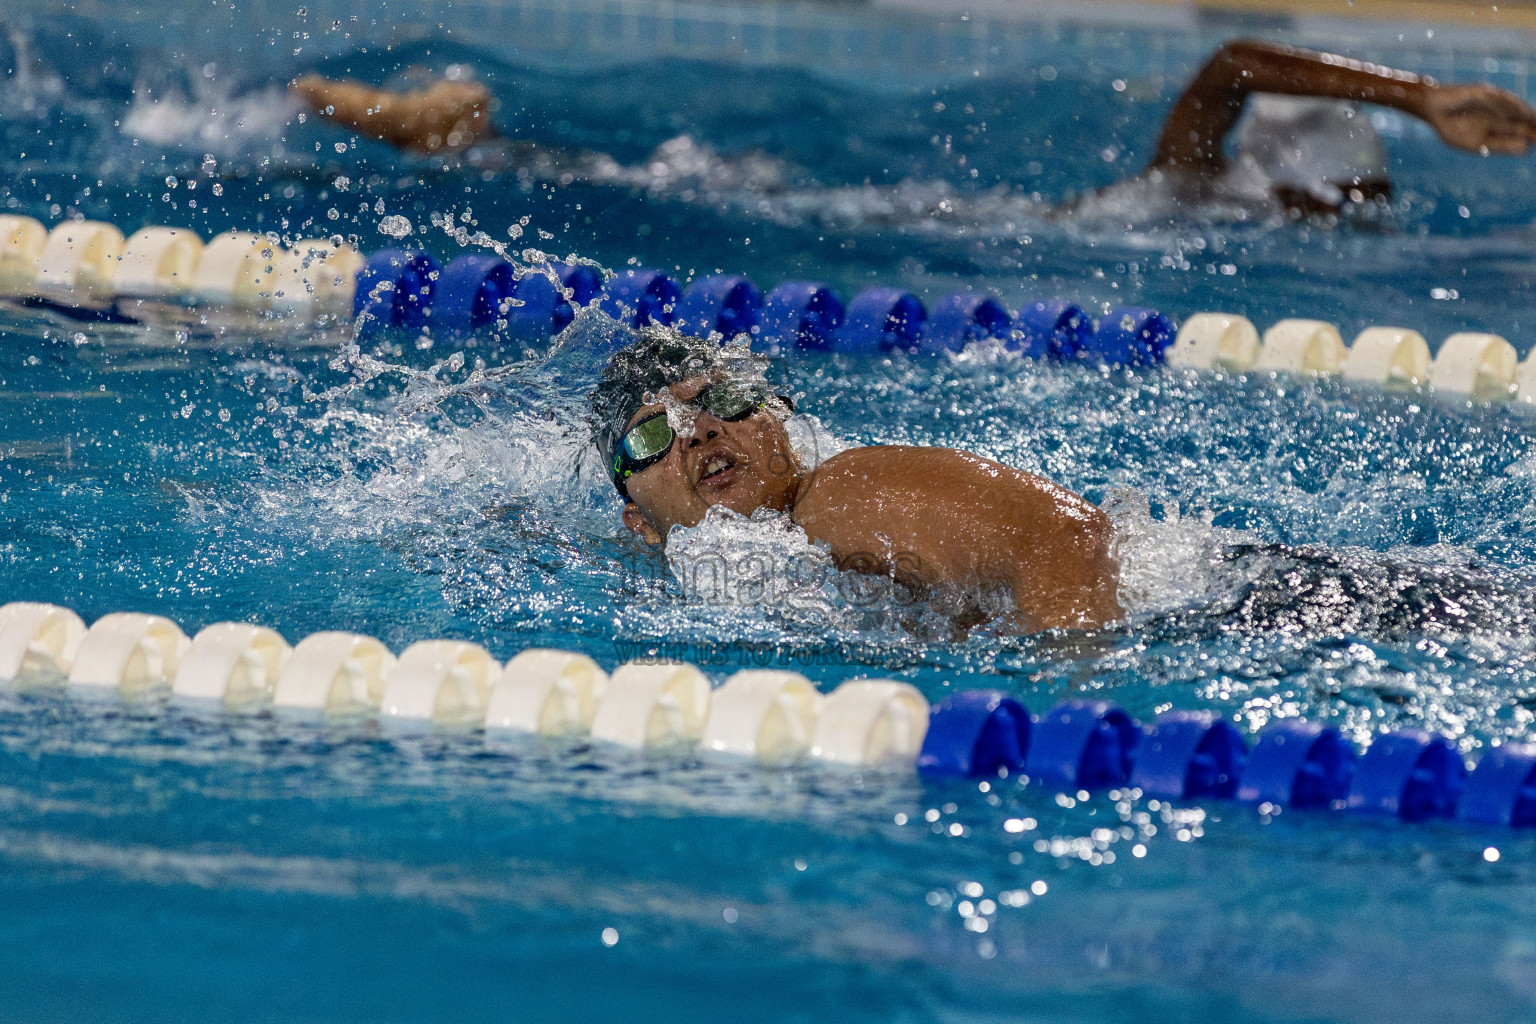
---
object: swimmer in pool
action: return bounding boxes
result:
[290,67,610,182]
[590,329,1123,633]
[1118,39,1536,217]
[292,40,1536,215]
[591,329,1536,640]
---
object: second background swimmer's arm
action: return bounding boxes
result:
[1149,39,1536,175]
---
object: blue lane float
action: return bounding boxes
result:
[1015,300,1094,359]
[552,261,604,307]
[758,281,846,351]
[920,293,1012,354]
[917,690,1032,778]
[674,275,763,339]
[1088,307,1176,366]
[598,268,682,328]
[1236,719,1356,809]
[1459,743,1536,827]
[836,287,927,354]
[353,248,440,335]
[1347,729,1466,822]
[502,268,577,338]
[433,254,517,333]
[916,697,1517,833]
[338,246,1182,369]
[1024,700,1141,791]
[1130,710,1248,801]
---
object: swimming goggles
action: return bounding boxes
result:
[611,380,782,496]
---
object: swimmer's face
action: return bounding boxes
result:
[619,375,800,545]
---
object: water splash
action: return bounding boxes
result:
[121,78,302,156]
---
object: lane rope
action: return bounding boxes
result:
[1,216,1526,400]
[0,599,1530,829]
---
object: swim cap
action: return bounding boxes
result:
[1234,95,1390,206]
[589,327,755,491]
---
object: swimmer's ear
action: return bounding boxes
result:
[622,503,664,546]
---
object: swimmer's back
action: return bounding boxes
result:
[791,445,1121,630]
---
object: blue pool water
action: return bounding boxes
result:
[5,7,1536,1022]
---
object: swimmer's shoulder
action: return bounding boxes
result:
[806,444,1026,485]
[792,444,1104,532]
[792,445,1009,523]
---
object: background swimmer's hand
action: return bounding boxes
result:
[1421,83,1536,155]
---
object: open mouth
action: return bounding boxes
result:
[697,451,743,491]
[699,454,737,483]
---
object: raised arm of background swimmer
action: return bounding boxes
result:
[290,74,497,154]
[1149,39,1536,175]
[789,446,1123,631]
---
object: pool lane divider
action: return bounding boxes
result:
[0,216,363,322]
[5,213,1533,402]
[345,248,1176,365]
[4,214,1532,399]
[0,216,1167,362]
[1,599,1532,831]
[1171,314,1533,399]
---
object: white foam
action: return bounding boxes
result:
[1103,489,1252,620]
[122,79,301,155]
[783,412,845,472]
[664,505,838,617]
[594,134,793,197]
[0,28,65,119]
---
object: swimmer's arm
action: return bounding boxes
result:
[290,74,497,154]
[1149,39,1536,175]
[791,447,1122,631]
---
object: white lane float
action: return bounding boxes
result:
[270,238,363,316]
[1430,332,1517,399]
[590,661,711,750]
[35,220,126,307]
[67,612,190,693]
[113,226,204,300]
[379,639,500,725]
[1166,313,1260,372]
[809,679,929,766]
[1515,351,1536,405]
[1342,327,1431,387]
[0,215,47,298]
[191,231,278,309]
[172,622,292,708]
[1253,318,1347,376]
[483,649,608,736]
[271,631,396,715]
[0,602,86,683]
[700,669,825,765]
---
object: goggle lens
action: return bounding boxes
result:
[622,413,675,462]
[701,382,769,421]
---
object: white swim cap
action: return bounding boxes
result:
[1233,94,1390,205]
